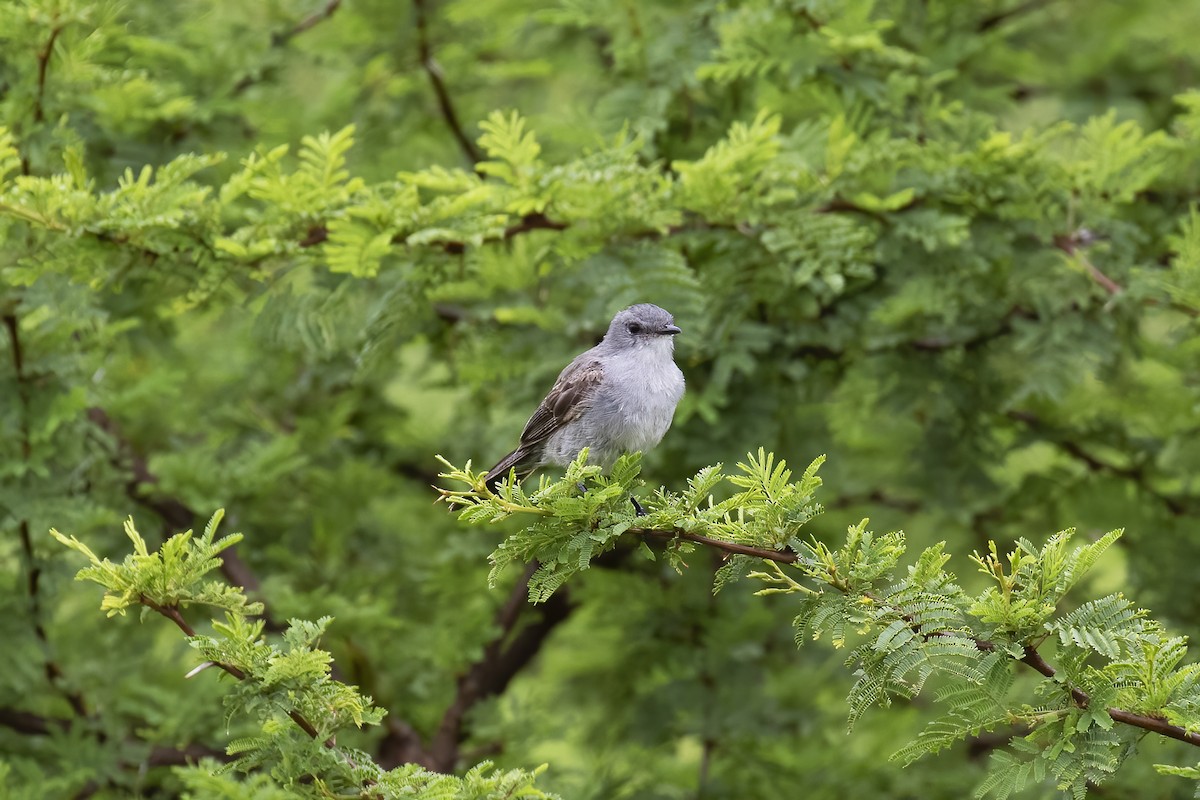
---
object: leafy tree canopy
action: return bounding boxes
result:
[2,0,1200,798]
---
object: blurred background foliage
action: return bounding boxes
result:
[1,0,1200,797]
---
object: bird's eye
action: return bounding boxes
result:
[627,322,643,334]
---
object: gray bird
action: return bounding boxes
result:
[485,303,685,492]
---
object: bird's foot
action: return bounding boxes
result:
[630,496,647,517]
[577,481,588,495]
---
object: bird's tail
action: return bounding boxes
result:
[484,447,535,492]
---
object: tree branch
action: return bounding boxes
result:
[33,24,63,124]
[1006,410,1191,515]
[977,0,1058,32]
[6,314,89,720]
[0,707,70,736]
[137,594,327,743]
[632,526,1200,748]
[417,562,574,772]
[85,408,280,617]
[412,0,483,165]
[1053,229,1123,295]
[1018,645,1200,747]
[272,0,342,46]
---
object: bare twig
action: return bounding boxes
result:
[412,0,483,165]
[1054,229,1122,295]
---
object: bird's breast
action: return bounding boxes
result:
[605,354,685,452]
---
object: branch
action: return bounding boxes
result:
[1053,229,1122,295]
[0,707,70,736]
[977,0,1058,32]
[1006,410,1192,515]
[419,562,574,772]
[85,408,281,618]
[145,741,231,767]
[5,314,89,720]
[412,0,483,165]
[633,526,1200,748]
[231,0,344,94]
[827,490,922,513]
[33,24,63,124]
[272,0,342,46]
[137,594,327,744]
[1018,645,1200,748]
[634,527,797,563]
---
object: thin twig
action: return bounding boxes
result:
[1006,410,1191,515]
[5,314,89,719]
[33,25,63,124]
[977,0,1058,32]
[137,594,328,743]
[272,0,343,46]
[412,0,483,165]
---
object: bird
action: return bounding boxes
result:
[484,303,685,496]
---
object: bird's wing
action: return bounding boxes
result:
[516,357,606,450]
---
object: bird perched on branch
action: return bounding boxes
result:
[485,304,685,494]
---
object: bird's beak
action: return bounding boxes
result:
[663,324,682,336]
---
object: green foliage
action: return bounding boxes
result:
[4,0,1200,797]
[52,515,556,799]
[438,453,1200,799]
[50,510,258,618]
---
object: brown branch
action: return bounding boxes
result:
[978,0,1058,32]
[231,0,344,94]
[145,741,231,767]
[632,526,1200,748]
[1006,410,1191,515]
[0,707,70,736]
[6,314,89,720]
[827,491,922,513]
[418,562,574,772]
[412,0,483,165]
[137,594,327,743]
[1053,229,1122,295]
[85,408,283,619]
[1018,645,1200,747]
[33,25,63,124]
[634,528,797,563]
[272,0,342,46]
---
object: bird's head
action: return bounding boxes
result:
[604,304,681,353]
